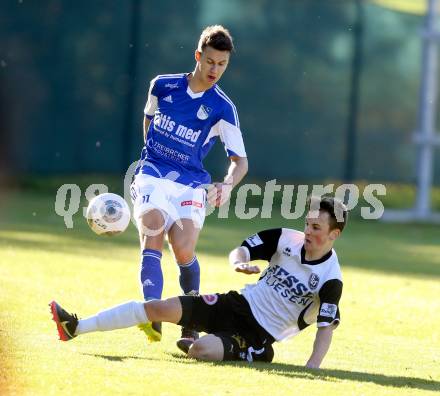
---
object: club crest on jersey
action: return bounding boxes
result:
[283,247,292,257]
[308,273,320,290]
[197,104,212,120]
[202,294,218,305]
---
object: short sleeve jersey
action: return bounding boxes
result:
[135,73,247,187]
[240,228,343,341]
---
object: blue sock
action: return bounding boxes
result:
[140,249,163,300]
[178,256,200,295]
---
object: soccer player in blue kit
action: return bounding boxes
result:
[129,25,248,351]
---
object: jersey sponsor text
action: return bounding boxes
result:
[154,114,201,143]
[260,264,314,306]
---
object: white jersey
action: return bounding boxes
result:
[240,228,343,341]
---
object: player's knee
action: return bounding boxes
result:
[188,340,210,360]
[144,300,166,321]
[140,210,165,237]
[173,246,195,264]
[188,339,222,361]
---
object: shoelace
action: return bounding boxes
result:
[62,308,78,321]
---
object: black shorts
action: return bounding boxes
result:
[178,291,275,362]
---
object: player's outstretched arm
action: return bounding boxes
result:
[228,246,260,274]
[305,325,336,369]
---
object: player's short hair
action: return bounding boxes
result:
[307,195,348,232]
[197,25,234,53]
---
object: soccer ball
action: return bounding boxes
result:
[86,193,131,235]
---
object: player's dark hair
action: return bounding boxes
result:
[307,195,348,232]
[197,25,234,53]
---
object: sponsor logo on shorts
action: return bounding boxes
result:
[201,294,218,305]
[308,273,320,290]
[320,303,337,318]
[181,200,203,208]
[231,334,247,349]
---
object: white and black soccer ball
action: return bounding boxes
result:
[86,193,131,236]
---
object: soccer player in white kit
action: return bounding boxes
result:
[129,26,248,350]
[50,196,347,368]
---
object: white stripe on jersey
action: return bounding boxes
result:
[202,120,246,157]
[202,122,221,146]
[154,73,186,81]
[214,86,240,128]
[144,94,158,116]
[149,73,186,90]
[219,120,246,157]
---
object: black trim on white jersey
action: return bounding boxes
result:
[301,246,333,265]
[297,301,314,331]
[241,228,282,262]
[317,279,343,324]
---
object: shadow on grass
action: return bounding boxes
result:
[81,353,148,362]
[81,351,439,391]
[249,362,440,392]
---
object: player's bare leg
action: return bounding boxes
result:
[168,219,200,264]
[138,209,166,342]
[187,334,224,361]
[168,219,201,351]
[139,208,166,251]
[144,297,182,323]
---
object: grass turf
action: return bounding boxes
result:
[0,190,439,395]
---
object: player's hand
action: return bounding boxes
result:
[234,263,261,275]
[207,182,232,207]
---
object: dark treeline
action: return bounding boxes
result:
[1,1,433,184]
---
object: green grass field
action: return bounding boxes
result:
[1,189,439,395]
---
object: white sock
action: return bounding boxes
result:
[75,301,148,335]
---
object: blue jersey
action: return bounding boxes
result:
[135,73,247,187]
